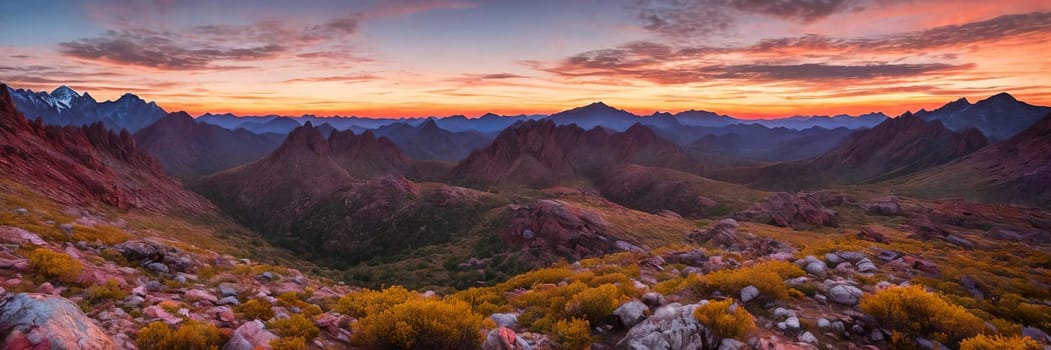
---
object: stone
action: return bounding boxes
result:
[824,252,843,265]
[805,261,827,277]
[1022,327,1051,343]
[945,235,975,249]
[258,271,274,281]
[857,227,889,243]
[224,320,278,350]
[490,313,519,328]
[817,318,831,329]
[740,285,760,303]
[641,292,665,308]
[0,293,117,349]
[870,329,885,342]
[784,316,800,330]
[124,295,145,307]
[13,208,27,215]
[838,251,865,262]
[617,303,713,350]
[483,327,532,350]
[799,331,818,345]
[218,296,240,306]
[864,196,902,216]
[146,262,169,274]
[718,338,748,350]
[829,285,864,305]
[0,226,47,246]
[814,294,827,304]
[614,301,649,328]
[219,285,238,297]
[734,192,839,228]
[174,275,187,284]
[59,223,74,236]
[521,229,535,240]
[856,258,877,273]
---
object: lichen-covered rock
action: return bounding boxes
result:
[224,320,278,350]
[617,303,713,350]
[614,300,649,328]
[0,293,117,349]
[829,285,864,306]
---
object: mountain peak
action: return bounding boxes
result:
[420,118,440,130]
[983,92,1018,103]
[281,123,329,154]
[50,85,79,98]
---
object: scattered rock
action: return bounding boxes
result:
[784,316,800,330]
[258,271,274,281]
[483,327,532,350]
[641,292,665,309]
[146,262,170,274]
[805,261,827,277]
[829,285,864,306]
[0,226,47,246]
[614,301,649,328]
[856,227,889,243]
[219,285,238,298]
[13,208,27,215]
[490,313,519,328]
[944,235,975,249]
[218,296,240,306]
[59,223,74,237]
[735,192,839,229]
[718,338,748,350]
[856,258,877,273]
[1022,327,1051,344]
[799,331,819,345]
[224,320,278,350]
[817,318,831,329]
[688,219,742,248]
[740,285,760,303]
[0,293,117,349]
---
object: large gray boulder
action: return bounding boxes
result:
[829,285,864,306]
[224,320,278,350]
[617,303,714,350]
[614,300,649,328]
[0,293,117,349]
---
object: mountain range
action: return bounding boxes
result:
[6,86,166,132]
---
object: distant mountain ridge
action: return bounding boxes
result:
[6,85,166,132]
[134,112,286,180]
[0,84,211,213]
[915,92,1051,140]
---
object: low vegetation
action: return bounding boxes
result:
[860,285,987,347]
[693,299,755,341]
[135,320,225,350]
[27,248,83,284]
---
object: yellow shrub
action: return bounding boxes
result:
[860,285,986,346]
[693,299,755,340]
[267,314,320,340]
[960,334,1042,350]
[336,286,418,318]
[565,284,620,325]
[270,337,308,350]
[496,266,575,291]
[136,320,224,350]
[351,298,488,350]
[683,261,803,302]
[238,299,275,321]
[449,286,511,315]
[86,278,127,303]
[555,318,592,350]
[27,248,83,284]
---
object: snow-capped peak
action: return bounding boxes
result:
[49,85,80,109]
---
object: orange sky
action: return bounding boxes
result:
[1,0,1049,118]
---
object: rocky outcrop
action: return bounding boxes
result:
[735,192,838,229]
[502,199,643,261]
[688,218,743,248]
[224,320,278,350]
[617,303,714,350]
[0,293,117,349]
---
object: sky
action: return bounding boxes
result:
[1,0,1050,119]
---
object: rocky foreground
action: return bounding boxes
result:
[1,191,1050,350]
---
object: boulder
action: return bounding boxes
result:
[856,258,877,273]
[490,313,519,328]
[735,192,838,229]
[863,196,902,216]
[617,303,713,350]
[614,301,649,328]
[856,227,889,243]
[799,331,819,345]
[483,327,532,350]
[688,219,742,248]
[829,285,864,306]
[0,226,47,246]
[224,320,278,350]
[0,293,117,349]
[805,261,827,277]
[740,285,760,303]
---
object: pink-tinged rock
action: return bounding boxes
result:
[36,282,55,295]
[184,289,218,304]
[131,285,148,297]
[0,252,28,271]
[0,293,117,349]
[0,226,46,246]
[144,305,183,325]
[224,320,278,350]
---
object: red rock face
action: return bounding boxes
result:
[735,192,839,229]
[501,199,632,261]
[453,120,695,187]
[0,85,212,213]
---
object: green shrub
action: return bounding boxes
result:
[860,285,986,347]
[555,318,591,350]
[959,334,1042,350]
[351,298,489,350]
[238,299,275,321]
[135,320,224,350]
[693,299,754,340]
[267,314,320,340]
[86,278,127,303]
[27,248,83,283]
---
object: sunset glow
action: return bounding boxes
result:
[2,0,1050,118]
